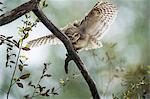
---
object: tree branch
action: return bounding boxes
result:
[0,1,100,99]
[0,0,40,26]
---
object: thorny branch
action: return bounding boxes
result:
[0,0,100,99]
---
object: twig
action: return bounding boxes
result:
[64,54,72,74]
[32,66,46,97]
[7,43,22,99]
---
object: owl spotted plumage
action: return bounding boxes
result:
[27,1,118,51]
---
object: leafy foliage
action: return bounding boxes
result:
[0,13,39,98]
[24,63,59,98]
[113,65,149,99]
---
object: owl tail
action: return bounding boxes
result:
[27,34,62,48]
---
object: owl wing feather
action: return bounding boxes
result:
[79,1,118,39]
[78,1,118,51]
[27,34,62,48]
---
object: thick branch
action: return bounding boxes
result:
[33,6,100,99]
[0,0,40,26]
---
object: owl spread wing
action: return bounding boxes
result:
[27,34,62,48]
[26,24,74,48]
[27,1,118,50]
[79,1,118,39]
[78,1,117,50]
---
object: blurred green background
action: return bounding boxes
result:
[0,0,149,99]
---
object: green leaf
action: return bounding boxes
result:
[46,89,50,93]
[6,36,13,40]
[24,27,31,31]
[42,0,46,6]
[12,39,18,45]
[147,66,150,74]
[24,94,30,99]
[22,47,30,51]
[19,73,30,79]
[0,9,3,11]
[18,27,24,32]
[19,59,23,64]
[52,92,59,95]
[13,77,20,81]
[19,39,23,44]
[25,44,30,48]
[24,33,29,39]
[51,87,55,93]
[19,64,23,72]
[16,82,23,88]
[0,2,3,4]
[44,4,48,7]
[10,61,15,64]
[19,55,28,60]
[25,14,28,18]
[23,64,28,66]
[28,81,32,85]
[7,43,13,47]
[44,74,51,77]
[39,85,44,92]
[59,79,65,86]
[42,0,48,8]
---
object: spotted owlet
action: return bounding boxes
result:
[27,1,118,51]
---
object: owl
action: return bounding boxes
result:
[27,1,118,51]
